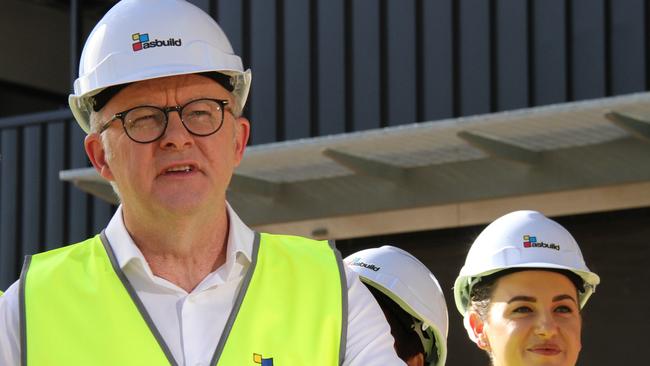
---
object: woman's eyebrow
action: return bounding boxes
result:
[553,294,578,303]
[507,295,536,304]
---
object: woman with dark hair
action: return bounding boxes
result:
[454,210,600,366]
[346,246,448,366]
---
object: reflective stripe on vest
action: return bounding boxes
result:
[20,231,346,366]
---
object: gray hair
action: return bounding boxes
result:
[89,111,121,200]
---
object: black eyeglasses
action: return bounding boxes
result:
[99,98,229,143]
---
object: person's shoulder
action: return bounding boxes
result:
[0,280,20,321]
[259,232,335,253]
[30,235,101,261]
[0,280,22,365]
[258,232,342,273]
[20,236,104,289]
[260,232,329,244]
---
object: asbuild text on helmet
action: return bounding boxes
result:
[132,33,182,52]
[349,257,381,272]
[523,235,561,251]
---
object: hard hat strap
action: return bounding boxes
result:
[411,318,436,364]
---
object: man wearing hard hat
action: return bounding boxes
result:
[0,1,404,365]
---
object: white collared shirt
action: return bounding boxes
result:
[0,205,405,366]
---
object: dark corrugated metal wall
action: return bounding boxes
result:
[0,111,114,290]
[224,0,648,143]
[1,0,648,288]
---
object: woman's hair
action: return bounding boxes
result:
[368,286,437,363]
[469,268,585,319]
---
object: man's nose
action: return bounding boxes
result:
[159,111,193,150]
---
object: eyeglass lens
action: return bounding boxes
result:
[123,99,224,143]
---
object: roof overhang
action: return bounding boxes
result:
[60,92,650,239]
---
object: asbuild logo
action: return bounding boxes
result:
[349,257,381,272]
[523,235,560,251]
[253,353,273,366]
[132,32,182,52]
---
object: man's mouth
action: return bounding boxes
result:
[160,163,198,175]
[166,165,193,173]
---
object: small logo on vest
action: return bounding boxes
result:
[254,353,274,366]
[349,257,381,272]
[523,235,560,251]
[131,32,182,52]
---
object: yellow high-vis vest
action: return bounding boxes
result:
[20,232,346,366]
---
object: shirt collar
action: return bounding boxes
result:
[104,203,255,279]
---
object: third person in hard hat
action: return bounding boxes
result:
[454,210,600,366]
[345,246,448,366]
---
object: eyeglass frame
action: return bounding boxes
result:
[97,98,230,143]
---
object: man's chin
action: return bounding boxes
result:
[153,192,218,215]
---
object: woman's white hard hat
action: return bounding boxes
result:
[69,0,251,133]
[345,246,448,366]
[453,210,600,316]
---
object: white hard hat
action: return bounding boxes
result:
[454,210,600,316]
[345,246,448,366]
[68,0,251,133]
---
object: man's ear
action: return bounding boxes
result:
[233,116,250,165]
[85,133,114,181]
[468,311,490,351]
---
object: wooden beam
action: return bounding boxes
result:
[322,148,406,181]
[229,173,281,197]
[59,167,105,183]
[605,111,650,142]
[457,130,541,164]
